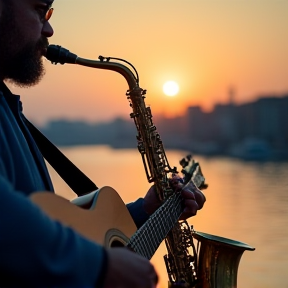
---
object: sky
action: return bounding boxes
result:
[11,0,288,125]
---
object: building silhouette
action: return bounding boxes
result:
[40,92,288,161]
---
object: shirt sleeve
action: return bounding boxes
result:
[126,198,150,229]
[0,175,106,287]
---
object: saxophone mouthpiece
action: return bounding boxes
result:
[46,45,78,65]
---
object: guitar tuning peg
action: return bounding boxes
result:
[172,166,178,173]
[180,158,188,168]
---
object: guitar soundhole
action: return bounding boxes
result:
[111,240,125,247]
[105,229,130,248]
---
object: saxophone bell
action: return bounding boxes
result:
[192,231,255,288]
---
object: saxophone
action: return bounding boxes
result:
[45,45,255,288]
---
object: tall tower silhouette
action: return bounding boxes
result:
[228,86,236,105]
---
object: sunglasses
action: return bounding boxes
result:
[40,4,54,23]
[45,7,54,21]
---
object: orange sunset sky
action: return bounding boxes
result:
[10,0,288,125]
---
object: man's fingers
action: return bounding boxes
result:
[192,189,206,209]
[181,189,196,200]
[181,187,206,210]
[151,271,159,285]
[179,198,199,219]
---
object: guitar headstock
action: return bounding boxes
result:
[179,154,208,190]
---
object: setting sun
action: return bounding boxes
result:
[163,81,179,97]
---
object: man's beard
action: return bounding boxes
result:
[0,4,49,88]
[3,38,49,87]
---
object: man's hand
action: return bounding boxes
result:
[103,248,158,288]
[143,176,206,220]
[176,180,206,220]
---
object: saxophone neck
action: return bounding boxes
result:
[45,44,139,91]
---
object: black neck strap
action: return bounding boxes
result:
[23,117,98,196]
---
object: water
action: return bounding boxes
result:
[47,145,288,288]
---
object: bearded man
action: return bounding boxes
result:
[0,1,205,287]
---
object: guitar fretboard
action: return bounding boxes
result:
[127,193,182,259]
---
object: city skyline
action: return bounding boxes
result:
[38,90,288,124]
[41,93,288,161]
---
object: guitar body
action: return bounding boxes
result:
[30,186,137,247]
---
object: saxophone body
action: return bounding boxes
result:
[46,45,254,288]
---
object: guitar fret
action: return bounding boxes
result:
[147,215,162,258]
[142,214,162,258]
[137,240,149,258]
[144,225,155,258]
[133,234,146,256]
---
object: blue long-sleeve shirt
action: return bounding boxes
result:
[0,84,149,287]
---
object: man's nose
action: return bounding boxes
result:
[42,21,54,37]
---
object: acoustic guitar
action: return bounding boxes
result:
[31,156,206,260]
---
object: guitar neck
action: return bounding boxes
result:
[127,193,182,259]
